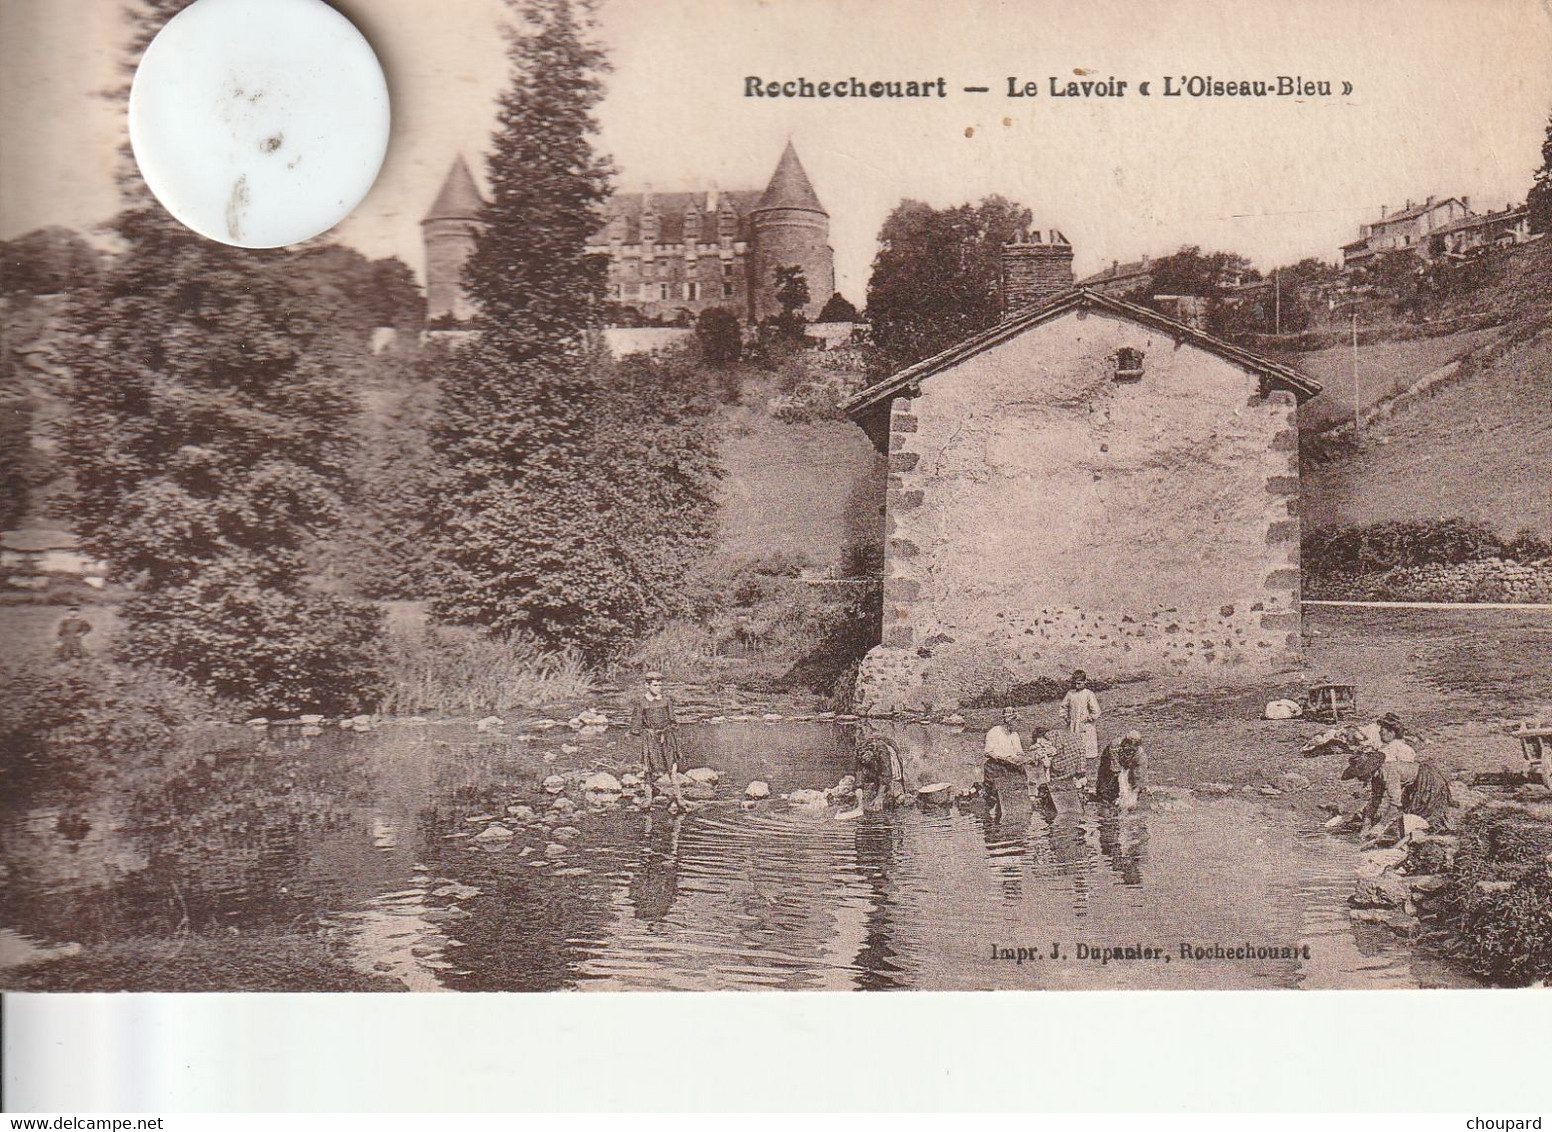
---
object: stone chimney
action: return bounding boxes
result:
[1000,229,1075,318]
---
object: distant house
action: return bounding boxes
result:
[1433,204,1535,257]
[1,528,107,589]
[1341,195,1472,274]
[1078,255,1153,297]
[844,250,1321,714]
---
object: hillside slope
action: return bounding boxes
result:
[715,403,883,568]
[1298,238,1552,536]
[1301,328,1552,534]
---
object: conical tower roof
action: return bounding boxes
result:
[754,141,826,215]
[422,155,485,223]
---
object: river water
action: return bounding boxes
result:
[0,718,1473,990]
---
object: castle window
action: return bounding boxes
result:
[722,282,736,299]
[1114,347,1144,382]
[722,261,735,278]
[658,283,671,301]
[684,282,701,301]
[609,283,621,300]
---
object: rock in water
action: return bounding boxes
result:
[472,823,515,843]
[621,773,643,788]
[551,825,581,842]
[830,775,857,799]
[1149,787,1194,813]
[506,805,536,822]
[543,775,567,795]
[476,716,505,733]
[685,767,719,785]
[581,772,622,794]
[835,808,863,821]
[550,797,577,814]
[1278,772,1312,792]
[1351,872,1411,909]
[745,781,771,799]
[787,789,829,809]
[544,843,569,858]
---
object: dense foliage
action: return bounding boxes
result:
[0,661,210,799]
[865,195,1032,373]
[49,0,386,713]
[330,345,442,600]
[694,306,743,367]
[1529,110,1552,235]
[431,0,719,661]
[816,292,859,323]
[1,227,101,297]
[1305,519,1552,576]
[1426,808,1552,986]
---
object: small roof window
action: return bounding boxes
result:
[1114,347,1144,382]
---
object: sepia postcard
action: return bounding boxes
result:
[2,0,1550,999]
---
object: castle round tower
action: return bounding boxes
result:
[421,155,485,323]
[748,142,834,323]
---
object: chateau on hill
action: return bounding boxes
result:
[422,141,836,325]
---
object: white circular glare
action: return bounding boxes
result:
[129,0,390,248]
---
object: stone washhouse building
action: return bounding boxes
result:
[422,141,835,325]
[844,235,1323,714]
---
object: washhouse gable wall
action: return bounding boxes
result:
[855,304,1308,714]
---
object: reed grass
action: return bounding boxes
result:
[379,623,593,716]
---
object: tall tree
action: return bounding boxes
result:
[865,195,1033,373]
[431,0,719,660]
[51,0,385,713]
[1529,110,1552,235]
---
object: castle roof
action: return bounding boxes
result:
[422,156,485,223]
[754,141,826,215]
[844,287,1322,421]
[587,190,761,245]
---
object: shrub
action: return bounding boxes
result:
[379,623,592,716]
[1429,808,1552,986]
[117,575,386,716]
[0,661,213,799]
[694,307,743,366]
[1305,518,1524,576]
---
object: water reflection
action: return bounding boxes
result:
[627,813,682,924]
[0,715,1475,991]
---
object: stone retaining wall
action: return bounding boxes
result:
[1305,559,1552,603]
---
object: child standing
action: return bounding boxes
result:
[1062,669,1102,790]
[628,671,688,811]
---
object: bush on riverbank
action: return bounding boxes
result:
[1423,807,1552,986]
[0,660,217,800]
[631,552,880,690]
[379,623,593,716]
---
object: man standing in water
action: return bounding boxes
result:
[628,671,689,811]
[1062,669,1102,791]
[56,603,93,663]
